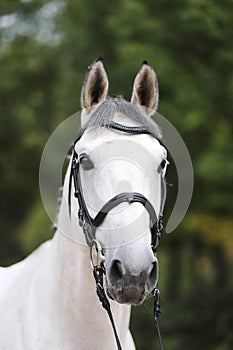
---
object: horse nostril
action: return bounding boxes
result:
[109,260,123,287]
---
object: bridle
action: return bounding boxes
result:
[69,121,167,252]
[69,121,168,350]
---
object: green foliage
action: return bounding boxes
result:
[17,201,53,257]
[0,0,232,348]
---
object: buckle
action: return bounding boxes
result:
[90,239,105,269]
[78,209,84,227]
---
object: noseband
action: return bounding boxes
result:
[68,121,168,350]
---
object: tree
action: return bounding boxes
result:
[0,0,232,348]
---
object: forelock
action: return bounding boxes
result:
[81,97,162,140]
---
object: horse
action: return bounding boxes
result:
[0,58,169,349]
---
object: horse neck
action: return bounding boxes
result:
[50,161,100,307]
[40,165,132,347]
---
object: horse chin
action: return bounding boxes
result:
[106,286,147,306]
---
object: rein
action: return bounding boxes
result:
[69,121,167,350]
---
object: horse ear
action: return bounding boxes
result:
[81,57,109,112]
[131,61,159,116]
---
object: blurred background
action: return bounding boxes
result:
[0,0,232,349]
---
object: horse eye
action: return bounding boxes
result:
[158,158,169,176]
[79,154,94,170]
[160,159,166,169]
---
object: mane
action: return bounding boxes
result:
[53,186,63,232]
[81,97,162,140]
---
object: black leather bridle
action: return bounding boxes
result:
[68,121,168,350]
[69,121,167,252]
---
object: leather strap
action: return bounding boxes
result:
[93,266,122,350]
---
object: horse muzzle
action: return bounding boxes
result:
[106,256,158,305]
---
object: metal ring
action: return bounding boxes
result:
[90,239,105,269]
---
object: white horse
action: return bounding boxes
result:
[0,59,168,349]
